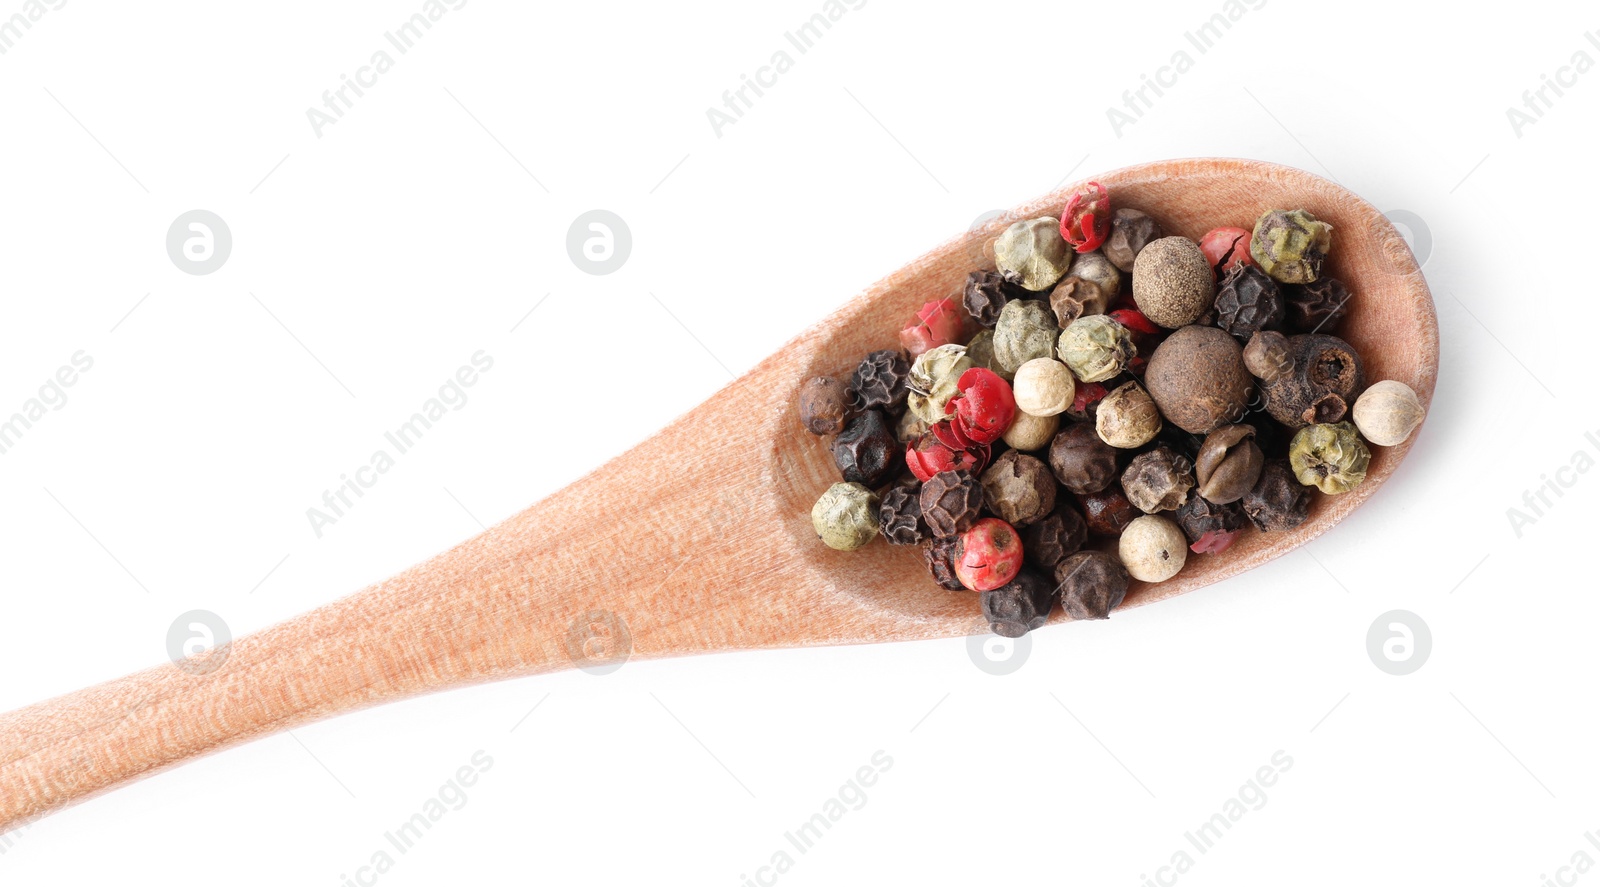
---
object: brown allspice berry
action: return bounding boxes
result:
[1096,380,1163,448]
[1103,208,1163,272]
[1048,422,1120,494]
[1121,447,1195,513]
[919,470,985,538]
[1132,236,1216,329]
[1243,330,1293,383]
[982,568,1056,638]
[799,376,852,435]
[1213,264,1285,339]
[1078,487,1140,537]
[922,538,966,590]
[1260,333,1365,428]
[1194,424,1264,504]
[1283,277,1351,333]
[1053,550,1129,620]
[878,484,925,546]
[1022,502,1088,572]
[1241,459,1312,532]
[851,350,910,412]
[964,270,1024,327]
[832,410,900,486]
[1145,325,1253,434]
[981,451,1056,527]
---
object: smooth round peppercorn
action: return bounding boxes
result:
[954,518,1024,592]
[1132,237,1217,329]
[1352,380,1424,447]
[981,451,1056,527]
[832,410,899,486]
[1242,460,1312,532]
[1002,408,1060,452]
[907,344,973,424]
[1193,424,1264,504]
[1121,447,1195,513]
[1058,315,1135,384]
[1049,422,1120,494]
[992,299,1060,375]
[994,217,1074,292]
[1053,550,1129,620]
[1078,487,1140,537]
[1012,358,1075,417]
[811,483,880,551]
[1289,422,1371,494]
[982,568,1055,637]
[799,376,852,435]
[1145,326,1253,434]
[1250,209,1333,284]
[1119,514,1188,583]
[1096,380,1162,449]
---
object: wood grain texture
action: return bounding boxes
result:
[0,158,1437,831]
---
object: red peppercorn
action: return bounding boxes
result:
[1060,182,1110,253]
[906,424,991,482]
[945,368,1015,446]
[899,297,965,358]
[1107,307,1160,336]
[1190,528,1241,554]
[1068,381,1108,419]
[1199,226,1257,277]
[954,518,1024,592]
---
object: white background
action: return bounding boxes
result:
[1,0,1597,883]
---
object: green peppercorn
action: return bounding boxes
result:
[994,217,1074,292]
[1058,315,1135,383]
[812,483,880,550]
[991,299,1059,375]
[1288,422,1370,494]
[1250,209,1333,285]
[906,343,973,423]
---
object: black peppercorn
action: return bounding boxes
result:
[1282,277,1351,333]
[1103,208,1164,272]
[922,538,965,590]
[1213,264,1284,339]
[919,470,985,538]
[982,568,1056,637]
[1121,447,1195,513]
[981,451,1056,527]
[799,376,853,435]
[963,270,1024,328]
[1241,460,1312,531]
[1175,494,1245,544]
[1260,333,1365,428]
[832,410,899,486]
[1022,502,1088,572]
[878,484,924,546]
[851,350,910,412]
[1053,550,1129,620]
[1048,423,1120,494]
[1078,487,1140,537]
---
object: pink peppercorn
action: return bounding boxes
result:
[1060,182,1111,253]
[1199,227,1257,277]
[954,518,1024,591]
[899,298,965,358]
[945,368,1016,446]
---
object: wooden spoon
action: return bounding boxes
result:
[0,158,1437,831]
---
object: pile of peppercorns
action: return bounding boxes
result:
[802,182,1427,638]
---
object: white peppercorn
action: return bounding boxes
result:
[1352,380,1424,447]
[1011,358,1075,417]
[1118,514,1188,582]
[1002,408,1060,452]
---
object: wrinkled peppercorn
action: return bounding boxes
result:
[963,270,1024,327]
[878,484,924,546]
[1175,494,1245,552]
[1250,209,1332,284]
[832,410,899,486]
[1049,422,1120,494]
[982,451,1056,527]
[922,537,965,590]
[995,217,1074,292]
[1103,208,1163,273]
[1283,277,1351,333]
[1096,380,1164,448]
[992,299,1060,375]
[1022,502,1088,572]
[1289,421,1370,494]
[1121,447,1195,513]
[799,376,852,435]
[812,482,880,551]
[851,350,910,412]
[1260,333,1364,428]
[982,568,1056,637]
[920,470,986,538]
[1241,460,1312,531]
[1053,550,1129,620]
[1078,487,1140,537]
[1213,264,1284,339]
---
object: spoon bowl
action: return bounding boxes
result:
[0,158,1437,831]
